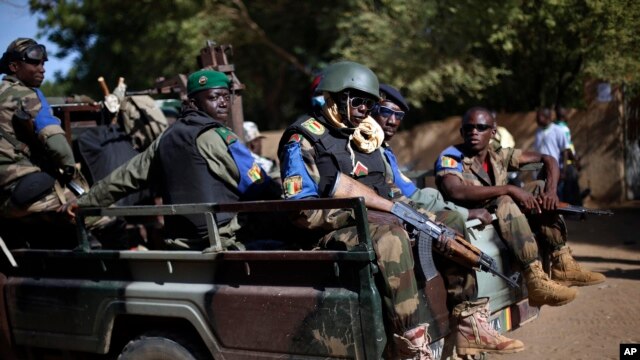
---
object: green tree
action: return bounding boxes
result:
[29,0,640,127]
[484,0,640,110]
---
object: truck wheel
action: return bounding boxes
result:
[117,334,203,360]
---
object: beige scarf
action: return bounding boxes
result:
[321,92,384,154]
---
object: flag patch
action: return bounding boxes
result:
[352,161,369,177]
[301,119,325,135]
[247,163,263,183]
[441,156,458,168]
[284,175,303,196]
[288,133,302,143]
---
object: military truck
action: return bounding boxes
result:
[0,196,538,360]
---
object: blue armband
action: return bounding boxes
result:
[280,140,318,199]
[33,89,61,134]
[384,147,417,197]
[435,146,464,175]
[228,140,271,197]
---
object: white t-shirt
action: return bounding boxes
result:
[534,123,570,166]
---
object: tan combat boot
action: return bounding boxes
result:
[393,324,434,360]
[452,298,524,356]
[525,260,578,307]
[551,246,606,286]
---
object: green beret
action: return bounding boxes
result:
[187,69,230,96]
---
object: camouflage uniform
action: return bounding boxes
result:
[280,116,477,344]
[0,74,78,213]
[435,144,567,266]
[78,112,280,250]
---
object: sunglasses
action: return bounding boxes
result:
[349,96,376,110]
[17,44,48,65]
[462,124,493,133]
[375,105,405,121]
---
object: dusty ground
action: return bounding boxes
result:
[495,202,640,360]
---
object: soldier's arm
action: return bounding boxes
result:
[199,127,281,200]
[197,129,241,188]
[77,136,160,207]
[516,149,560,210]
[280,133,355,230]
[409,187,470,220]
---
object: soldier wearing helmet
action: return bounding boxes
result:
[64,69,282,250]
[0,38,82,247]
[278,61,434,358]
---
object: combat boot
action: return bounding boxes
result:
[551,246,606,286]
[524,260,577,307]
[393,324,434,360]
[452,298,524,356]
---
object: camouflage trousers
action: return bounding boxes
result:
[318,207,477,333]
[431,210,478,312]
[0,176,110,249]
[319,222,422,335]
[492,180,567,266]
[1,180,76,218]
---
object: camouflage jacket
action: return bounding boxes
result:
[434,144,522,208]
[0,75,66,189]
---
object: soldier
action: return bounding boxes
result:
[0,38,83,248]
[63,69,281,250]
[435,107,605,308]
[373,84,522,357]
[279,62,522,359]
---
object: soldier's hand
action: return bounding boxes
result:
[538,190,559,211]
[57,200,79,221]
[468,208,493,225]
[509,186,541,213]
[435,227,455,255]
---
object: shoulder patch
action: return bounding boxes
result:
[214,127,238,145]
[352,161,369,177]
[440,156,458,168]
[247,163,264,183]
[288,133,302,143]
[301,119,325,136]
[283,175,303,196]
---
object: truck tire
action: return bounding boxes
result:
[117,333,203,360]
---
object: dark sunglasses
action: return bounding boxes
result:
[349,96,376,110]
[17,44,48,65]
[462,124,493,133]
[375,105,405,121]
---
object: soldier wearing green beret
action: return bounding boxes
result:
[63,69,282,250]
[0,38,83,247]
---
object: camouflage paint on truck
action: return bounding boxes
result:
[0,198,451,359]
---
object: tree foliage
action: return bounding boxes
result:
[29,0,640,128]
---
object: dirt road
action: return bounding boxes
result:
[496,203,640,360]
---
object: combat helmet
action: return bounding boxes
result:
[317,61,380,100]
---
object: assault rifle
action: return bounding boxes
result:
[556,202,613,218]
[331,173,519,288]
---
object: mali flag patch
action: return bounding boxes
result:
[284,175,303,196]
[301,119,325,136]
[440,156,458,168]
[247,163,264,183]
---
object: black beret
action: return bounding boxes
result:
[379,83,409,112]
